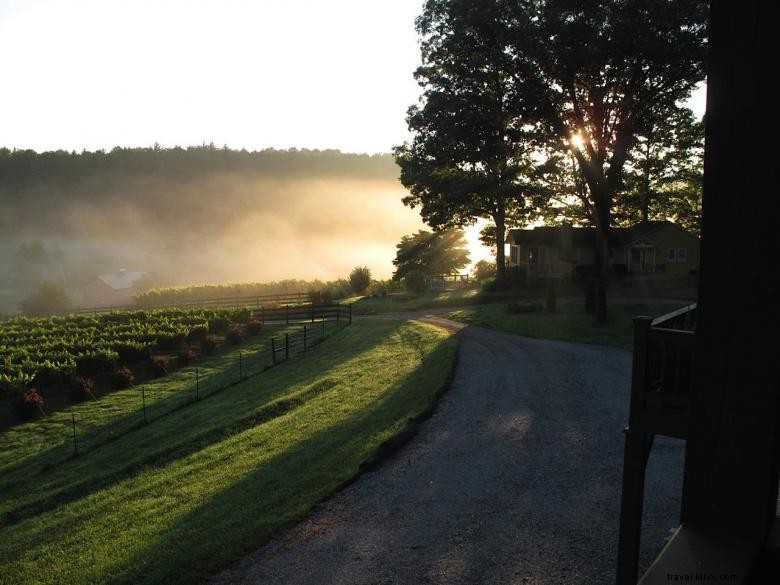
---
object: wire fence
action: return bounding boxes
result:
[0,305,353,475]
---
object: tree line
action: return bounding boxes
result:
[395,0,706,320]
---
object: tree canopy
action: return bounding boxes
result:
[401,0,707,318]
[394,0,545,283]
[392,229,470,281]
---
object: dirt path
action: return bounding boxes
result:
[210,320,683,585]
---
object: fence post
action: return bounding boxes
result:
[322,317,326,339]
[272,337,276,365]
[71,412,78,455]
[142,387,148,424]
[285,333,289,361]
[239,351,243,381]
[286,305,289,324]
[261,305,265,325]
[195,368,199,400]
[304,325,308,351]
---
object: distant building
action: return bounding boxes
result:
[80,269,147,307]
[506,221,700,278]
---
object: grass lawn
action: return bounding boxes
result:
[348,287,508,314]
[0,323,304,478]
[0,319,458,585]
[447,300,691,350]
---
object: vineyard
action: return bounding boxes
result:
[0,308,253,394]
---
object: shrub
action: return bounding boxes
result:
[177,346,196,367]
[225,327,243,345]
[20,282,71,317]
[149,355,170,377]
[208,317,230,334]
[69,376,96,403]
[480,277,498,292]
[349,266,372,294]
[187,325,208,342]
[31,364,63,387]
[13,388,45,420]
[76,351,118,377]
[246,320,263,336]
[403,270,428,293]
[113,366,135,389]
[201,335,219,355]
[115,342,150,363]
[472,260,497,281]
[156,333,186,351]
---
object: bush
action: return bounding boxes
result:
[31,364,64,387]
[225,327,243,345]
[208,317,230,334]
[149,355,170,377]
[69,376,96,403]
[187,325,208,342]
[76,351,118,377]
[20,282,71,317]
[246,320,263,336]
[349,266,372,295]
[472,260,497,281]
[156,332,186,351]
[480,277,498,293]
[403,270,428,294]
[113,366,135,389]
[177,346,196,367]
[12,388,45,420]
[115,342,150,363]
[201,335,219,355]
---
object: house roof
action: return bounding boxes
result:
[507,221,690,248]
[96,270,147,290]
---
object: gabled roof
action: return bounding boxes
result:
[507,221,693,248]
[96,270,146,290]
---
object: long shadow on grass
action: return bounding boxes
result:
[102,339,457,585]
[0,325,293,488]
[0,321,403,528]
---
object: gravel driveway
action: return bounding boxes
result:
[210,318,684,585]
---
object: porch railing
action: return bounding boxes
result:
[615,303,697,584]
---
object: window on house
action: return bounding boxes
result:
[667,248,676,262]
[677,248,687,262]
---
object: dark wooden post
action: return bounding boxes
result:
[271,337,276,365]
[303,325,308,351]
[285,333,289,361]
[71,413,78,455]
[616,316,653,585]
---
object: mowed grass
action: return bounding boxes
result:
[447,300,690,350]
[0,323,296,481]
[349,287,500,314]
[0,319,458,585]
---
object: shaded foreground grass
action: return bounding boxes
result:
[0,323,300,482]
[447,301,689,350]
[0,319,458,585]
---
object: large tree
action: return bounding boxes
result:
[615,107,704,233]
[392,229,470,281]
[394,0,543,285]
[511,0,707,318]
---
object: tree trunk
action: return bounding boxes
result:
[494,212,507,285]
[590,188,611,322]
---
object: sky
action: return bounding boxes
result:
[0,0,425,154]
[0,0,705,155]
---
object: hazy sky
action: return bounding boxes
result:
[0,0,705,156]
[0,0,424,154]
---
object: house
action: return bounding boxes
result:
[506,221,699,278]
[80,269,147,307]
